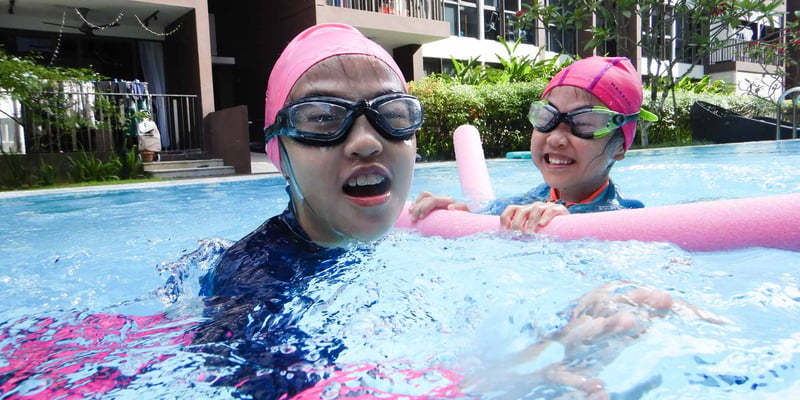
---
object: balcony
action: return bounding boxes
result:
[319,0,449,54]
[1,87,201,157]
[325,0,444,20]
[709,38,783,73]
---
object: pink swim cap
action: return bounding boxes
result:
[542,56,644,150]
[264,23,406,172]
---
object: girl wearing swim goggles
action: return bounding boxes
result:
[198,24,419,400]
[410,56,654,234]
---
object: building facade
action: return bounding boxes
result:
[0,0,794,159]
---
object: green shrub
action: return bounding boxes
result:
[0,150,31,189]
[409,77,483,160]
[37,157,59,186]
[119,145,143,180]
[409,76,543,160]
[68,149,122,183]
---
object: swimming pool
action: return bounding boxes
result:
[1,140,799,399]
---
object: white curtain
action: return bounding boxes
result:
[139,41,171,148]
[0,94,25,153]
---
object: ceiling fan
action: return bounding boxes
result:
[42,8,120,36]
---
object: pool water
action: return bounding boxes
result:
[1,140,799,399]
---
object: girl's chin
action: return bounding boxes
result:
[347,220,395,242]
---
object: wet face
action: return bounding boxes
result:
[281,55,417,247]
[530,86,625,203]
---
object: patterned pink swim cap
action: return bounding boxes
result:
[263,23,406,172]
[542,56,644,150]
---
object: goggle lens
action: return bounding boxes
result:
[266,93,423,146]
[528,100,655,139]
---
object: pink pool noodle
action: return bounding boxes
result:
[453,125,494,207]
[398,123,800,251]
[395,194,800,252]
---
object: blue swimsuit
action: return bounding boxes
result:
[195,202,359,399]
[481,181,644,215]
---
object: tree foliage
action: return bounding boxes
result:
[513,0,786,145]
[0,48,101,122]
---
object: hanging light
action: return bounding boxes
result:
[135,11,182,37]
[142,10,159,27]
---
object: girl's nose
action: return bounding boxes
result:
[545,122,571,147]
[343,115,383,158]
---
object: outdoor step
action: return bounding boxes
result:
[157,149,207,161]
[141,158,237,179]
[145,165,236,180]
[143,159,225,171]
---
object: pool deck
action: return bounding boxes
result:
[0,152,457,199]
[250,151,280,175]
[0,153,280,199]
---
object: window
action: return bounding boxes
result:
[547,0,576,54]
[444,2,459,36]
[423,57,443,76]
[444,1,479,38]
[592,8,612,56]
[445,0,534,43]
[485,10,500,40]
[504,0,519,12]
[505,10,535,44]
[460,4,479,38]
[2,31,138,80]
[676,11,702,63]
[644,3,674,61]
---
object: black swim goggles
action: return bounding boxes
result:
[528,100,658,139]
[265,93,423,146]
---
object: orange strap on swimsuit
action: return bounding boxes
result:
[548,179,610,207]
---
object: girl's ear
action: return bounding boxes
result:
[612,145,626,161]
[608,132,626,161]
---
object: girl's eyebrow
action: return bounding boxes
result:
[297,89,403,101]
[548,102,597,113]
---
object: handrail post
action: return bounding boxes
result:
[776,87,800,140]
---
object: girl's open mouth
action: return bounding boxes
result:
[343,173,391,197]
[545,154,575,165]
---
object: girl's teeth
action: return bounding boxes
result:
[348,174,385,187]
[548,155,572,165]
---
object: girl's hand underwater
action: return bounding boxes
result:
[460,281,727,399]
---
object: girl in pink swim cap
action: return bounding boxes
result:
[262,22,419,246]
[410,56,657,232]
[195,24,420,399]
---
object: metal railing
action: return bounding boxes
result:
[1,90,201,155]
[325,0,444,20]
[776,87,800,140]
[709,38,778,65]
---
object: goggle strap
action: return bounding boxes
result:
[639,108,659,122]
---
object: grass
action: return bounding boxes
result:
[0,177,165,193]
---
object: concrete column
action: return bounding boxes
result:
[394,44,424,81]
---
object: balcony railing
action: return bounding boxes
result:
[1,90,201,156]
[710,38,781,66]
[325,0,444,20]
